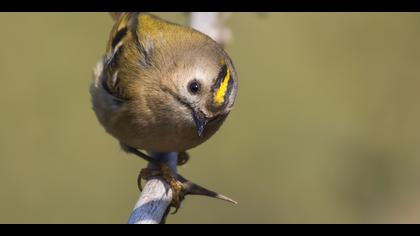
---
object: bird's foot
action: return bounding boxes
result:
[138,162,237,214]
[137,163,185,213]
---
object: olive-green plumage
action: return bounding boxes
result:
[90,13,238,152]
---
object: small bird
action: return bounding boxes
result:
[90,13,238,211]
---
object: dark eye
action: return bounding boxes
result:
[188,80,201,95]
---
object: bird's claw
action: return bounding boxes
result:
[137,162,237,214]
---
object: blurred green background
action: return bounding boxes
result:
[1,12,420,224]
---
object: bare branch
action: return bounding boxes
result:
[128,152,177,224]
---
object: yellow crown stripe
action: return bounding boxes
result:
[214,68,231,105]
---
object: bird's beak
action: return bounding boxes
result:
[192,111,208,137]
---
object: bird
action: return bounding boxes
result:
[90,12,238,212]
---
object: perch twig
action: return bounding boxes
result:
[128,152,177,224]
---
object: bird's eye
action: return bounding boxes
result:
[188,80,201,95]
